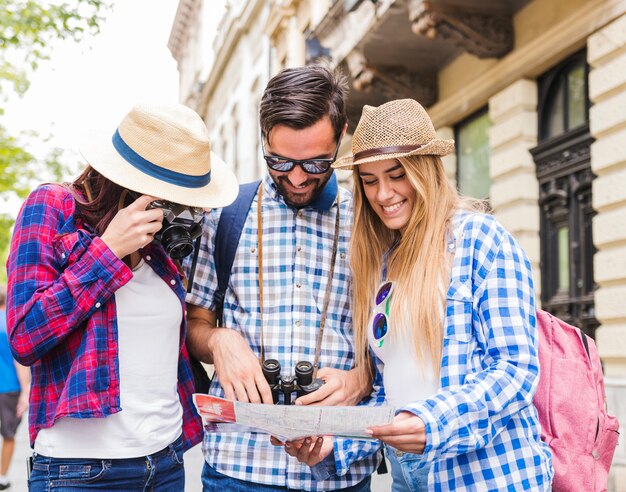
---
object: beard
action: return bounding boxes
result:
[271,170,333,209]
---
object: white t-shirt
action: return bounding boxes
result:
[367,299,439,408]
[35,259,183,458]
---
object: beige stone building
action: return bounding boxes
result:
[171,0,626,486]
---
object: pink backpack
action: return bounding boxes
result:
[534,309,620,491]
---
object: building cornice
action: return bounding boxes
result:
[428,0,626,128]
[168,0,198,62]
[265,0,298,39]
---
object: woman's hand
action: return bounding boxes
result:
[270,436,334,466]
[365,411,427,454]
[101,194,164,258]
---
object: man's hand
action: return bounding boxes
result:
[270,436,334,466]
[211,329,274,404]
[16,393,28,418]
[365,411,426,454]
[14,361,30,418]
[186,304,273,404]
[295,366,372,406]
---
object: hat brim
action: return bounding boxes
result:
[79,133,239,209]
[333,139,455,169]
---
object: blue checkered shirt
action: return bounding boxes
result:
[373,211,553,491]
[187,174,382,490]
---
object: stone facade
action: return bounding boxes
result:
[589,14,626,486]
[488,80,541,288]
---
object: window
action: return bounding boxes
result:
[540,55,588,140]
[530,50,596,337]
[456,109,492,199]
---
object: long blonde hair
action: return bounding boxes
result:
[350,155,462,375]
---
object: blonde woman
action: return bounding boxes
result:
[286,99,553,491]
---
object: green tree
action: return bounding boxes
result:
[0,0,110,281]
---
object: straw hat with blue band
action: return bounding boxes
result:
[333,98,455,169]
[80,102,238,208]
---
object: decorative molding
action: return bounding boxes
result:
[428,0,626,128]
[408,0,513,59]
[310,0,350,40]
[168,0,199,61]
[535,142,591,180]
[531,127,594,180]
[346,51,437,107]
[265,3,296,39]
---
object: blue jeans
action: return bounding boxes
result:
[201,462,371,491]
[28,436,185,491]
[386,446,430,492]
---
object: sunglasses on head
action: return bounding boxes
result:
[261,135,342,175]
[371,281,393,346]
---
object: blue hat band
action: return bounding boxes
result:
[112,130,211,188]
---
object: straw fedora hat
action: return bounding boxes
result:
[80,102,238,208]
[334,98,455,168]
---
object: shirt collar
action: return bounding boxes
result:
[263,172,338,212]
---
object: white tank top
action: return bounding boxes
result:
[35,259,183,458]
[367,296,439,408]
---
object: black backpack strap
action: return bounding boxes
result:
[213,180,261,325]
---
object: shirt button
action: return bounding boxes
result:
[297,210,303,217]
[296,246,302,252]
[296,283,301,289]
[95,302,101,309]
[170,279,176,285]
[61,252,66,259]
[250,247,256,253]
[295,321,301,327]
[340,253,346,259]
[145,255,151,261]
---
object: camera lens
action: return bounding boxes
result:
[295,361,314,386]
[160,226,194,259]
[262,359,281,385]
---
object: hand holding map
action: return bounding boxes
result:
[193,394,395,441]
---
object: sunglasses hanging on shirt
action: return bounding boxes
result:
[371,281,393,346]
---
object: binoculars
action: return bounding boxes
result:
[262,359,324,405]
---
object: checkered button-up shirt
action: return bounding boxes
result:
[187,173,382,490]
[376,211,553,491]
[6,184,202,451]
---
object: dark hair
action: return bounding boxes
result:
[0,284,6,306]
[259,65,348,142]
[64,166,128,237]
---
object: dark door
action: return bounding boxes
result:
[530,50,598,337]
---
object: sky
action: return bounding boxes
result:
[3,0,181,215]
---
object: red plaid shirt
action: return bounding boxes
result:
[6,184,202,451]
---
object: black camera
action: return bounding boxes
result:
[147,200,203,259]
[262,359,324,405]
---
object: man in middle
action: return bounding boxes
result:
[186,64,382,491]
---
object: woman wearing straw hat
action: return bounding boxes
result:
[287,99,553,491]
[6,102,238,491]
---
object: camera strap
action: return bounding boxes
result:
[185,235,202,294]
[257,184,341,377]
